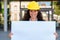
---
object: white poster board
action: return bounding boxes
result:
[11,21,56,40]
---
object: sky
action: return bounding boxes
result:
[39,1,51,6]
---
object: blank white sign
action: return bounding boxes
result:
[11,21,56,40]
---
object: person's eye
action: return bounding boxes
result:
[34,10,36,12]
[30,10,32,12]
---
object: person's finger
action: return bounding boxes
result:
[8,33,13,38]
[54,32,58,38]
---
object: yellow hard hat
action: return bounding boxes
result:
[27,1,40,10]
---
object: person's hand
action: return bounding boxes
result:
[8,32,58,39]
[8,33,13,38]
[54,32,58,38]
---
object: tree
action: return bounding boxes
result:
[0,2,2,13]
[56,0,60,9]
[53,1,60,15]
[57,0,60,5]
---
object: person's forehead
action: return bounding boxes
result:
[29,10,38,11]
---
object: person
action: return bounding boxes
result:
[22,1,43,21]
[9,1,58,38]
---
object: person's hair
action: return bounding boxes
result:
[22,10,43,21]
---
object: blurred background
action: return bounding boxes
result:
[0,0,60,40]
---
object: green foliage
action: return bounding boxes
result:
[53,1,60,15]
